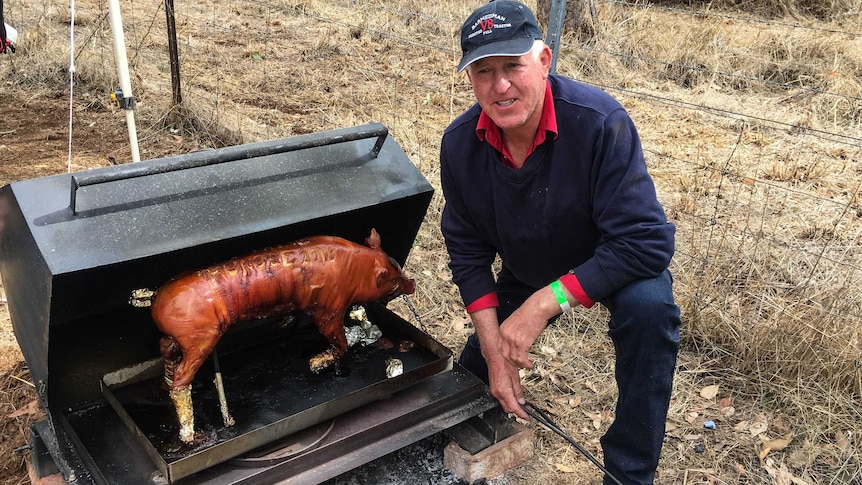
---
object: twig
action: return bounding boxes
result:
[9,374,35,388]
[0,130,16,136]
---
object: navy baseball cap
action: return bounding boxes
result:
[457,0,544,73]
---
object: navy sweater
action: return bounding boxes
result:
[440,75,675,307]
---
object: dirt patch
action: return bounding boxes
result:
[0,87,202,184]
[1,92,121,181]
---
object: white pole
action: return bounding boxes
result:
[106,0,141,163]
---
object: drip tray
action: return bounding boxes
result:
[100,304,452,483]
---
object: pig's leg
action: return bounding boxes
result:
[159,336,196,443]
[170,386,195,443]
[159,336,181,390]
[308,312,349,374]
[168,336,220,443]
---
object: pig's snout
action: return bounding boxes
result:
[401,277,415,295]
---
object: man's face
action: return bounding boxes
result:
[466,45,551,133]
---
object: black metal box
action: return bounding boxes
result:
[0,124,449,483]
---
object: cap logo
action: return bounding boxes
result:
[457,1,542,72]
[468,13,513,40]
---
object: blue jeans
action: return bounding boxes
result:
[457,269,681,485]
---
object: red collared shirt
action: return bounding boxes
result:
[476,81,558,169]
[464,81,595,314]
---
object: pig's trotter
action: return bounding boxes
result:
[309,349,336,373]
[170,386,195,443]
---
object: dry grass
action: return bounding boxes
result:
[0,362,44,485]
[1,0,861,483]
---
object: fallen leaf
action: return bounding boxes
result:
[568,396,582,407]
[585,380,598,393]
[835,430,851,455]
[451,316,469,332]
[759,432,794,460]
[720,405,736,417]
[750,415,769,437]
[719,396,733,409]
[700,384,720,400]
[763,460,795,485]
[7,399,40,419]
[750,421,769,437]
[787,449,818,468]
[774,416,791,434]
[685,411,699,424]
[555,463,575,473]
[583,410,602,429]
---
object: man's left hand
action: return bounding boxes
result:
[499,286,559,369]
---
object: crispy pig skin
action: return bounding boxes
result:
[152,228,414,392]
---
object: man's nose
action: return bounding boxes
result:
[493,74,511,93]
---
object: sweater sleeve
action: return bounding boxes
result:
[569,108,675,302]
[439,138,499,308]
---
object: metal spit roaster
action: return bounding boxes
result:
[0,124,499,484]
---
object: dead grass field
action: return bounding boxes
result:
[1,0,861,483]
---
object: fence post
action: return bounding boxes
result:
[165,0,183,119]
[545,0,567,74]
[107,0,141,162]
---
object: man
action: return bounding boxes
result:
[439,1,681,484]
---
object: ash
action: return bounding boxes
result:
[324,432,505,485]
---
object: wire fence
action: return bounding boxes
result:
[4,0,861,397]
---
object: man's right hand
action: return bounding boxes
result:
[485,353,529,420]
[468,307,530,420]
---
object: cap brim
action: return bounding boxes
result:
[457,37,536,73]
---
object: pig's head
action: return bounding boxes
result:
[374,255,415,302]
[362,228,415,299]
[361,228,415,302]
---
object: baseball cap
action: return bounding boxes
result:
[457,0,544,73]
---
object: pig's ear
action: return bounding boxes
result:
[375,265,389,288]
[365,228,381,249]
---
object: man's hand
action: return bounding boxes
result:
[499,285,561,370]
[485,352,529,420]
[468,307,529,420]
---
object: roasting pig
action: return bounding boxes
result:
[149,229,415,443]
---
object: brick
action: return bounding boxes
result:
[444,422,534,482]
[27,461,66,485]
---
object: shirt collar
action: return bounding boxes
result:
[476,80,558,167]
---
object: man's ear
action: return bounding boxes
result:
[540,44,553,77]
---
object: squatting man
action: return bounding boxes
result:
[439,1,682,484]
